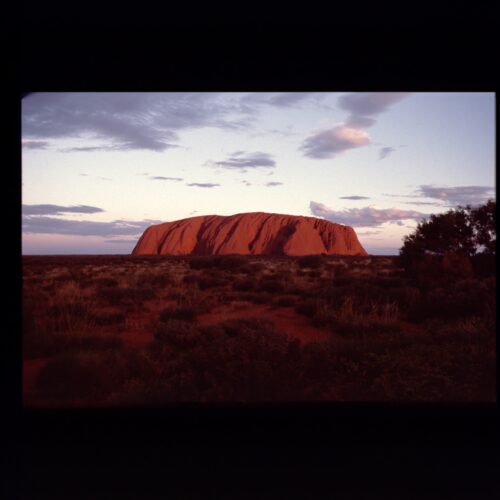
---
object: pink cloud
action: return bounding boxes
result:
[300,126,370,159]
[310,201,427,228]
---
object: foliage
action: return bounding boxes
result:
[399,200,496,275]
[297,254,325,269]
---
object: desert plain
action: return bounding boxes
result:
[22,253,496,406]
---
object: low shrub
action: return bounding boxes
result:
[34,349,155,403]
[245,292,272,305]
[92,312,126,326]
[307,270,322,278]
[471,253,496,278]
[98,286,155,305]
[244,262,266,274]
[213,255,247,271]
[233,278,255,292]
[295,298,318,318]
[188,257,214,270]
[297,254,324,269]
[407,279,494,322]
[312,296,401,336]
[272,295,297,307]
[137,271,173,288]
[159,306,197,322]
[197,274,228,290]
[95,277,119,287]
[183,274,199,285]
[154,319,201,348]
[259,279,285,293]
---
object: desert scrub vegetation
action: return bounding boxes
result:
[159,306,197,322]
[96,284,155,306]
[297,254,325,269]
[23,253,495,404]
[46,281,96,334]
[271,295,297,307]
[188,254,247,271]
[33,349,154,404]
[91,311,126,326]
[145,317,331,402]
[314,297,401,336]
[232,277,255,292]
[258,276,286,293]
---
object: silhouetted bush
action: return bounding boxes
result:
[407,278,495,322]
[471,253,496,278]
[92,312,126,326]
[159,306,197,322]
[98,286,155,305]
[332,276,357,287]
[367,276,405,288]
[197,273,228,290]
[213,255,247,271]
[272,295,297,307]
[189,257,214,269]
[400,200,496,277]
[244,262,266,274]
[154,319,202,348]
[95,277,119,287]
[259,278,285,293]
[233,278,255,292]
[297,255,324,269]
[34,349,154,403]
[183,274,199,285]
[138,271,173,288]
[146,317,325,402]
[246,292,272,304]
[307,270,322,278]
[295,298,318,318]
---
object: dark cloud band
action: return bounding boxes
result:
[22,204,104,216]
[22,216,161,237]
[339,195,370,200]
[186,183,220,188]
[150,176,184,181]
[213,151,276,170]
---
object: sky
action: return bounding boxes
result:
[22,92,495,255]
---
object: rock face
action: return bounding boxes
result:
[132,212,368,256]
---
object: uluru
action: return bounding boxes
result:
[132,212,368,256]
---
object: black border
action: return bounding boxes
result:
[7,14,499,498]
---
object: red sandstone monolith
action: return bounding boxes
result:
[132,212,368,256]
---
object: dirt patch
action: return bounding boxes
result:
[120,331,155,348]
[198,302,330,343]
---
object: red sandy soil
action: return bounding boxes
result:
[22,305,330,399]
[120,331,155,348]
[133,212,367,256]
[198,302,331,343]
